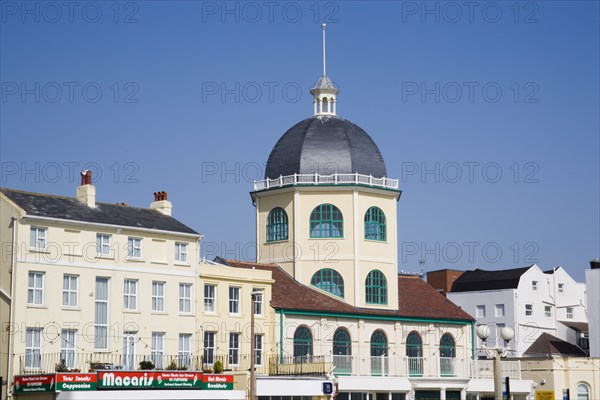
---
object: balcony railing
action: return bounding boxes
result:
[18,353,329,377]
[17,353,521,380]
[330,355,462,378]
[253,173,400,191]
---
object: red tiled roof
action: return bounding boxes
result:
[222,259,473,322]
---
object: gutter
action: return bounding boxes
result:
[278,308,473,325]
[22,215,200,238]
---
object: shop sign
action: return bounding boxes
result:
[13,374,54,394]
[56,373,97,391]
[98,371,203,389]
[201,374,234,390]
[536,391,555,400]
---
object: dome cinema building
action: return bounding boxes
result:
[225,25,535,400]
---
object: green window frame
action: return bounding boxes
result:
[266,207,288,242]
[333,328,351,356]
[370,330,387,357]
[370,330,388,376]
[407,331,423,377]
[310,268,344,298]
[310,204,343,238]
[407,331,423,357]
[440,333,456,376]
[364,206,386,241]
[293,326,313,360]
[440,334,455,358]
[365,270,387,304]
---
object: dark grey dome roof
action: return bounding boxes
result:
[265,116,387,179]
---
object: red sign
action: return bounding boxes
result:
[56,373,97,391]
[13,374,54,394]
[202,374,234,383]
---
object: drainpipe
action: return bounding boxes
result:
[278,310,284,363]
[6,217,18,400]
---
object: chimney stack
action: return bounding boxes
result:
[150,191,172,216]
[590,259,600,269]
[76,170,96,208]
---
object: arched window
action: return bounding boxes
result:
[266,207,288,242]
[333,328,351,374]
[310,204,343,238]
[364,207,386,241]
[370,330,388,376]
[322,98,328,113]
[333,329,351,356]
[311,269,344,297]
[406,331,423,377]
[577,384,590,400]
[293,326,313,360]
[439,333,456,376]
[365,270,387,304]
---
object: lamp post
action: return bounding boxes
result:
[250,290,261,400]
[476,325,515,400]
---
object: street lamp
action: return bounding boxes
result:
[250,290,262,400]
[476,325,515,400]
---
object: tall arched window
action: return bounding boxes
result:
[266,207,288,242]
[311,269,344,297]
[439,333,456,376]
[577,384,590,400]
[406,331,423,377]
[332,328,351,374]
[293,326,313,361]
[365,270,387,304]
[364,207,386,241]
[310,204,343,238]
[370,330,388,376]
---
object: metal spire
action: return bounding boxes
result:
[322,23,327,77]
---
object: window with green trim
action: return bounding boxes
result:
[406,331,423,377]
[370,330,387,356]
[440,334,455,358]
[370,330,388,376]
[364,207,386,241]
[365,270,387,304]
[406,331,423,357]
[311,269,344,297]
[293,326,313,360]
[333,328,351,356]
[266,207,288,242]
[440,333,456,376]
[310,204,343,238]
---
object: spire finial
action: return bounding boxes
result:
[322,23,327,77]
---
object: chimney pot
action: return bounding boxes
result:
[590,259,600,269]
[150,190,172,216]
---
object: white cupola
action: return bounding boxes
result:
[310,23,339,116]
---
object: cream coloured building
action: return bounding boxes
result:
[521,357,599,400]
[0,175,270,400]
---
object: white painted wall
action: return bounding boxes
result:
[586,268,600,357]
[448,265,588,357]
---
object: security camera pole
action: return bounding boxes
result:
[476,325,515,400]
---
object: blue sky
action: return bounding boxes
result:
[1,1,598,282]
